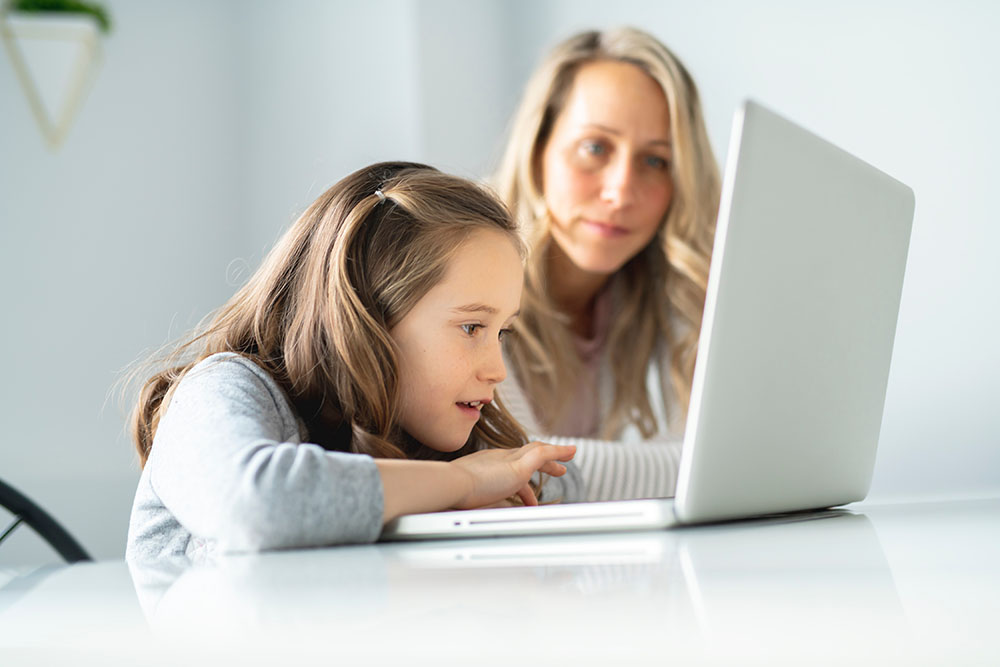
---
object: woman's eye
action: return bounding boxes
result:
[577,139,607,159]
[461,323,482,336]
[644,155,670,170]
[498,328,513,341]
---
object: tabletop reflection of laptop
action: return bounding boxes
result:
[380,100,915,541]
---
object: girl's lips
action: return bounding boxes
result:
[582,220,630,238]
[456,402,483,419]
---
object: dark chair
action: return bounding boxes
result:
[0,478,92,563]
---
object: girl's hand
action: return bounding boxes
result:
[449,442,576,510]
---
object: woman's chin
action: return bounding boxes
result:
[569,255,632,278]
[557,243,637,277]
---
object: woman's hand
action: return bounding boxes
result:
[449,441,576,510]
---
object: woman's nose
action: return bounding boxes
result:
[600,155,637,208]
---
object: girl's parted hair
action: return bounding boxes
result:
[494,27,721,438]
[131,162,526,467]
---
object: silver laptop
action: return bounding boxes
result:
[380,100,915,541]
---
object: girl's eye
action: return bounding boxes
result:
[461,323,483,336]
[498,328,513,341]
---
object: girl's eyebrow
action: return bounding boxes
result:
[451,304,520,318]
[451,303,498,315]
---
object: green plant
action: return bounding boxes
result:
[7,0,112,33]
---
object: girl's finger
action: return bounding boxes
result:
[524,443,576,468]
[557,446,577,462]
[544,444,576,461]
[539,461,567,477]
[516,484,538,506]
[528,441,576,459]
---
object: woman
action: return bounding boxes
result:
[494,27,721,500]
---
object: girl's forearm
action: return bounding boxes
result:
[375,459,471,524]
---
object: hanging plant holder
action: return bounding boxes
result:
[1,1,110,149]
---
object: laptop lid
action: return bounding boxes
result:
[674,100,914,523]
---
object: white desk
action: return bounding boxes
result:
[1,497,997,665]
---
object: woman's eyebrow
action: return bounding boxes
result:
[582,123,672,148]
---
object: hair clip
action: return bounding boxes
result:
[374,189,386,203]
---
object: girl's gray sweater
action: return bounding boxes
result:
[126,353,582,560]
[127,353,384,560]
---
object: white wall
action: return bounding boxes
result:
[236,0,423,260]
[413,0,524,177]
[0,1,248,564]
[2,1,997,565]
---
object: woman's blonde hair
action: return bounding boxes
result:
[131,162,527,467]
[494,27,720,438]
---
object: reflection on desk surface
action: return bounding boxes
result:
[0,498,997,665]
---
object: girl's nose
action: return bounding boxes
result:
[479,340,507,385]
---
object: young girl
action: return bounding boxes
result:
[126,162,577,560]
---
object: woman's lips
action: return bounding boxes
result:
[582,220,630,238]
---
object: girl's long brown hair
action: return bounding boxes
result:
[494,27,721,438]
[131,162,527,467]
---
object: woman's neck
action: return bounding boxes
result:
[546,243,611,339]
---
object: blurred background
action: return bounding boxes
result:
[1,0,997,564]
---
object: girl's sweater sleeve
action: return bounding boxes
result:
[130,354,383,556]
